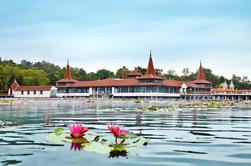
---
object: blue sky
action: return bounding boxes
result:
[0,0,250,79]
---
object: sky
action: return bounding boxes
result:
[0,0,250,79]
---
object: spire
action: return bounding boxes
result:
[223,80,228,90]
[64,59,72,80]
[230,80,235,90]
[146,50,155,75]
[197,61,205,80]
[121,66,127,79]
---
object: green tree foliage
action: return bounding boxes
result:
[164,70,179,80]
[232,75,251,89]
[0,64,48,92]
[96,69,114,80]
[115,67,129,78]
[33,61,62,85]
[134,66,146,75]
[85,72,98,81]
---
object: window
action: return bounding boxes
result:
[21,91,24,95]
[34,91,36,95]
[27,91,30,95]
[40,90,43,95]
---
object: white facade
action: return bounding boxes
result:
[180,83,188,94]
[12,87,56,98]
[13,90,51,98]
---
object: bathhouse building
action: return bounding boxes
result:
[56,53,211,98]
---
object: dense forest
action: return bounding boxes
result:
[0,57,250,93]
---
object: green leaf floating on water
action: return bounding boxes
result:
[54,128,64,136]
[84,142,111,154]
[45,129,149,157]
[46,133,69,144]
[147,105,158,111]
[118,132,138,139]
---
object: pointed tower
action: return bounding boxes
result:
[64,59,72,80]
[223,80,228,90]
[57,60,77,86]
[197,61,205,80]
[189,61,211,92]
[138,51,163,81]
[230,81,235,90]
[121,66,127,79]
[146,51,155,75]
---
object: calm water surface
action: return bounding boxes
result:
[0,100,251,166]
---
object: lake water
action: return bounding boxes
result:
[0,100,251,166]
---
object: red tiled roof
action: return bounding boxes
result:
[10,81,19,90]
[163,80,184,87]
[184,81,211,89]
[57,79,78,83]
[197,62,205,80]
[146,52,155,75]
[57,61,78,83]
[190,79,211,84]
[138,74,164,80]
[128,70,142,77]
[16,86,52,91]
[65,60,72,80]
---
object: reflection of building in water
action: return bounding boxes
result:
[176,111,183,127]
[192,109,197,125]
[44,112,51,126]
[135,111,143,135]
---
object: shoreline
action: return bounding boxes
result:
[1,98,251,110]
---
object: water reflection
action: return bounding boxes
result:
[192,109,197,125]
[135,112,143,136]
[109,149,128,159]
[1,101,251,166]
[70,143,82,152]
[44,112,51,127]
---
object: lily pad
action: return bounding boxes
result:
[147,105,158,111]
[118,132,138,139]
[54,128,64,136]
[45,128,149,157]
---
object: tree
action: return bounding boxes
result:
[20,60,32,68]
[85,72,98,81]
[134,66,146,75]
[96,69,114,80]
[115,66,129,78]
[182,68,190,76]
[203,68,220,87]
[70,68,87,81]
[164,70,179,80]
[155,69,163,76]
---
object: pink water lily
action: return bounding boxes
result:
[107,123,128,137]
[69,124,88,138]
